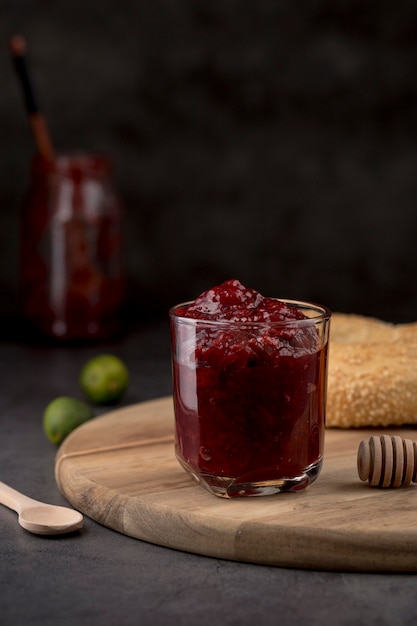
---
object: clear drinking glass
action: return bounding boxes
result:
[170,300,331,498]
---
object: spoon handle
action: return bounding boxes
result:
[0,481,39,514]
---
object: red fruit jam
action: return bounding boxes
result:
[19,153,125,342]
[170,279,331,497]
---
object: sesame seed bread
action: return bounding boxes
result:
[327,313,417,428]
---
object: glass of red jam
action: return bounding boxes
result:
[169,279,331,498]
[19,153,125,342]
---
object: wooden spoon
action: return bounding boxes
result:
[0,480,83,535]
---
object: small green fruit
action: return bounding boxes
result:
[43,396,94,445]
[79,354,129,405]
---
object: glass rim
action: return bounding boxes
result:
[31,152,113,176]
[169,298,332,328]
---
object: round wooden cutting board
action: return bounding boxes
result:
[55,396,417,572]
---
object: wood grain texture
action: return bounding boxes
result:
[55,396,417,571]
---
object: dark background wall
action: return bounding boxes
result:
[1,0,417,325]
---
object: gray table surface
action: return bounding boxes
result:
[1,319,417,626]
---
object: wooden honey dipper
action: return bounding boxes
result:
[357,435,417,488]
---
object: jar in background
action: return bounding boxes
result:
[19,153,126,342]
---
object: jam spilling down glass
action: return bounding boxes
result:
[170,279,331,498]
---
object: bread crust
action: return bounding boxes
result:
[327,313,417,428]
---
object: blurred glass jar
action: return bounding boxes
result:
[19,153,126,342]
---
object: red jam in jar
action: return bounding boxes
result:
[19,153,125,342]
[169,279,331,497]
